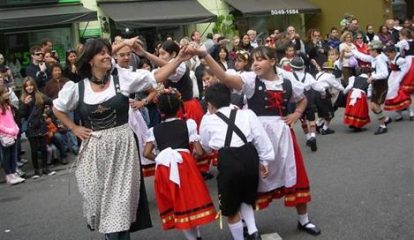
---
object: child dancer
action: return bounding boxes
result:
[396,28,414,120]
[188,46,321,236]
[143,90,217,240]
[286,57,326,152]
[352,40,390,135]
[343,67,372,131]
[383,46,411,119]
[199,83,274,240]
[133,40,204,126]
[314,63,345,135]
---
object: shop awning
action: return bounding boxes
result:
[0,3,97,31]
[223,0,320,17]
[99,0,216,28]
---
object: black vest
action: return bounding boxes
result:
[353,76,370,92]
[153,119,190,151]
[405,41,414,56]
[76,75,129,131]
[164,67,193,101]
[247,77,293,116]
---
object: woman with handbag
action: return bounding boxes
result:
[0,85,25,185]
[19,76,55,179]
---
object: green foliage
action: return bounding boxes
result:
[212,14,236,37]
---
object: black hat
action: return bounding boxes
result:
[289,57,305,70]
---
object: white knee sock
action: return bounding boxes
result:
[322,121,330,130]
[182,227,198,240]
[240,203,258,235]
[228,220,244,240]
[298,213,315,228]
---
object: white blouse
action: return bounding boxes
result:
[146,118,200,145]
[53,69,156,112]
[239,71,305,103]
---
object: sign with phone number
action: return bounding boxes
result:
[271,9,300,15]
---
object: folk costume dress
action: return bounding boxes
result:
[146,118,217,230]
[53,71,155,234]
[163,62,208,172]
[384,54,412,111]
[396,39,414,94]
[343,74,371,128]
[238,71,312,209]
[199,106,274,216]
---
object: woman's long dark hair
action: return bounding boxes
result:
[65,49,77,68]
[76,38,112,79]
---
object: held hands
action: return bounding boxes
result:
[260,164,269,178]
[72,125,92,141]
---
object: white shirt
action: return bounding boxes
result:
[315,72,344,92]
[283,70,326,94]
[395,39,411,56]
[167,61,187,83]
[199,106,274,165]
[53,69,157,112]
[352,51,389,80]
[239,71,305,102]
[389,54,410,84]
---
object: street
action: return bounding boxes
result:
[1,110,413,240]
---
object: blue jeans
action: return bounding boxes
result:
[0,143,18,174]
[51,133,67,158]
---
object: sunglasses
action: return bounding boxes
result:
[356,37,363,39]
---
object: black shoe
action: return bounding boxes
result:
[374,127,387,135]
[297,222,321,236]
[320,128,335,135]
[410,116,414,121]
[196,237,202,240]
[395,116,404,122]
[384,117,392,125]
[42,169,56,176]
[246,231,262,240]
[201,172,214,181]
[306,139,311,147]
[352,127,367,132]
[309,137,317,152]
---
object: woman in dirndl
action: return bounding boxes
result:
[52,38,190,240]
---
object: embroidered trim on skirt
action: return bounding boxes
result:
[76,124,140,233]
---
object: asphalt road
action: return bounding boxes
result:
[0,109,413,240]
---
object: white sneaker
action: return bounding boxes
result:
[32,174,40,179]
[6,174,20,185]
[12,174,25,183]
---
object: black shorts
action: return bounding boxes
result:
[303,89,317,121]
[315,91,334,119]
[217,142,259,217]
[371,80,388,105]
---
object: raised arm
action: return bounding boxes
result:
[185,46,244,91]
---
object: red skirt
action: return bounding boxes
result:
[154,151,217,230]
[177,99,205,128]
[255,129,311,209]
[401,57,414,95]
[384,89,412,111]
[196,151,218,172]
[343,90,370,128]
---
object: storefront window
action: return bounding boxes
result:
[4,27,73,68]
